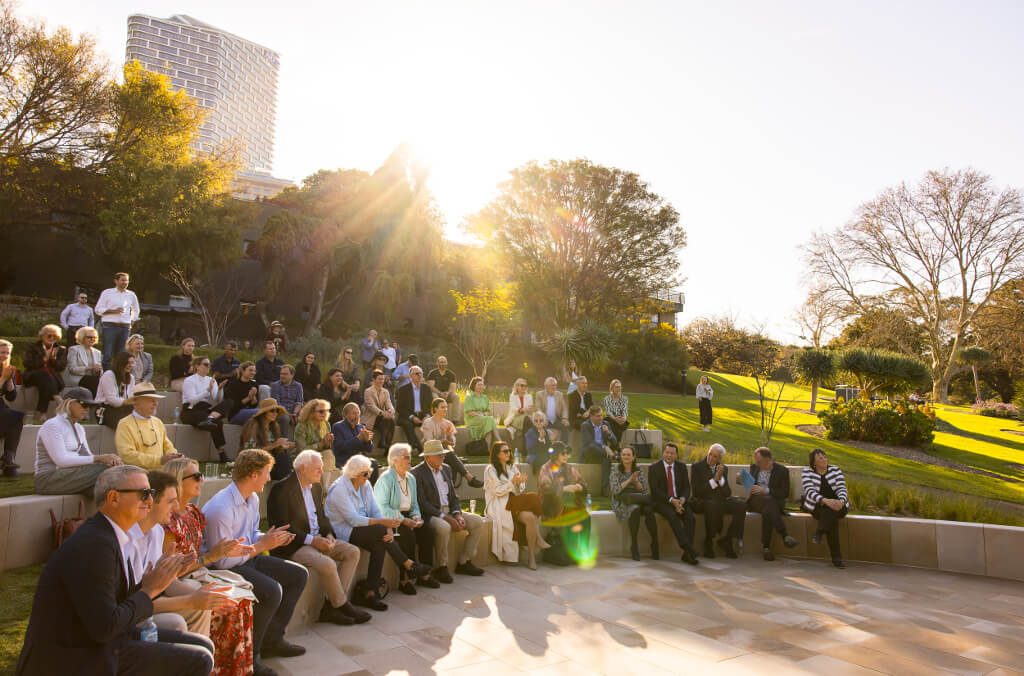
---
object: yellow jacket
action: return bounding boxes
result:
[115,414,177,469]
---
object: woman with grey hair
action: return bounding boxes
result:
[22,324,68,423]
[35,388,123,495]
[126,333,154,383]
[325,454,432,610]
[64,326,102,395]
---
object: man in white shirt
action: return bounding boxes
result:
[60,291,95,347]
[94,272,141,370]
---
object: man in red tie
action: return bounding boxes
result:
[647,442,700,565]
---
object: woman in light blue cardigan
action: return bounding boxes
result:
[373,443,438,594]
[325,454,431,611]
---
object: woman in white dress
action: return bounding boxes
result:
[484,440,548,569]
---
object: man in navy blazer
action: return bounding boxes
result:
[647,442,700,565]
[580,405,619,496]
[395,366,434,454]
[17,465,212,676]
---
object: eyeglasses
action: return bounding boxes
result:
[315,409,328,414]
[360,471,371,478]
[184,472,204,482]
[116,488,157,500]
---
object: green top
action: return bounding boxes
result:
[295,420,328,452]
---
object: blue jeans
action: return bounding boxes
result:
[101,323,130,371]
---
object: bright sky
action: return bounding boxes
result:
[19,0,1024,342]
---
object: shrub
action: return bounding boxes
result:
[835,348,931,397]
[817,398,935,447]
[1013,381,1024,415]
[846,479,1024,527]
[618,322,689,390]
[971,399,1020,419]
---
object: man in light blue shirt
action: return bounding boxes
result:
[60,292,95,346]
[391,354,418,391]
[202,449,308,672]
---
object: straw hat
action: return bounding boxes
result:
[132,382,165,399]
[253,398,287,418]
[421,439,446,457]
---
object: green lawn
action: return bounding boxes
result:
[0,565,40,675]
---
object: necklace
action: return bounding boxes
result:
[398,475,410,497]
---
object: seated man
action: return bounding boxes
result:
[395,365,432,454]
[391,353,418,392]
[743,447,798,560]
[202,449,308,672]
[525,411,558,474]
[534,377,569,439]
[579,405,618,497]
[566,376,594,434]
[115,383,184,469]
[411,440,485,581]
[254,341,284,401]
[269,364,303,439]
[425,355,458,404]
[690,443,744,558]
[268,450,371,627]
[647,442,700,565]
[35,388,122,495]
[332,401,381,483]
[17,464,213,676]
[210,341,241,385]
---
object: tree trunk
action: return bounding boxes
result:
[971,365,982,404]
[809,381,819,413]
[304,267,329,336]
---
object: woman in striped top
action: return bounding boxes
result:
[802,448,849,568]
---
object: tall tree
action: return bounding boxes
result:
[794,284,846,347]
[806,169,1024,402]
[448,284,519,378]
[467,158,684,329]
[790,347,835,413]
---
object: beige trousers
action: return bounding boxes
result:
[291,539,360,607]
[427,511,484,568]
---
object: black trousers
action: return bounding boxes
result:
[181,400,234,448]
[78,374,100,397]
[812,503,848,560]
[119,628,214,676]
[101,404,132,429]
[373,417,395,450]
[398,510,435,568]
[0,407,24,475]
[692,497,746,540]
[397,413,426,452]
[698,398,712,425]
[606,418,629,441]
[580,446,613,496]
[651,501,696,553]
[232,554,308,659]
[349,524,410,589]
[23,370,61,413]
[748,495,788,547]
[626,506,657,553]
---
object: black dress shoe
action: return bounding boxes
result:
[681,551,699,566]
[353,589,388,611]
[783,535,799,549]
[261,639,306,659]
[718,537,737,559]
[198,419,219,433]
[467,476,484,488]
[218,450,231,464]
[832,559,846,569]
[319,600,354,625]
[763,548,775,561]
[417,576,441,589]
[631,544,640,561]
[410,562,433,579]
[455,561,484,576]
[339,602,371,624]
[650,548,660,561]
[253,662,278,676]
[399,580,418,595]
[432,566,454,583]
[703,540,716,559]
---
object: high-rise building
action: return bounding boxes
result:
[125,14,287,192]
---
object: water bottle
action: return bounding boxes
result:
[585,494,592,512]
[173,406,180,424]
[139,617,158,643]
[513,449,521,468]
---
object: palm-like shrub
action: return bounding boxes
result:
[835,348,930,398]
[957,347,993,404]
[539,319,619,372]
[790,348,835,412]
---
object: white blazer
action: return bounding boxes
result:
[484,463,523,562]
[504,392,534,426]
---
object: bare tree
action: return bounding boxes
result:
[164,267,246,348]
[794,284,847,347]
[804,169,1024,403]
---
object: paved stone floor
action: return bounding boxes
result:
[265,555,1024,675]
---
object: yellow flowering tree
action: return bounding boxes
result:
[449,284,519,378]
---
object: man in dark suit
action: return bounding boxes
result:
[268,451,371,627]
[411,441,485,581]
[742,447,798,560]
[690,443,745,558]
[17,464,213,676]
[395,366,434,454]
[647,442,700,565]
[580,405,619,496]
[567,376,594,432]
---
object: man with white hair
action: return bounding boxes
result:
[690,443,745,558]
[267,450,370,627]
[534,377,569,439]
[114,383,184,469]
[395,365,433,455]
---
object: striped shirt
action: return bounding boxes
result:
[801,465,848,512]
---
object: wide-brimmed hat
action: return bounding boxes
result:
[132,382,165,399]
[253,398,287,418]
[62,387,97,405]
[421,439,446,457]
[270,321,283,327]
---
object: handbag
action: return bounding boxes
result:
[623,492,651,506]
[49,501,85,550]
[632,429,653,459]
[465,438,488,457]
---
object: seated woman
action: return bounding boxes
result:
[162,457,258,675]
[802,448,850,569]
[239,399,296,480]
[464,376,499,448]
[64,326,103,397]
[420,397,482,488]
[485,441,547,570]
[610,446,657,561]
[525,411,558,474]
[22,324,68,423]
[334,348,362,407]
[35,388,123,495]
[223,361,260,424]
[125,333,154,383]
[182,357,234,463]
[294,398,336,484]
[603,379,630,440]
[95,350,136,429]
[317,368,352,426]
[504,378,534,440]
[294,352,321,403]
[373,443,438,594]
[169,337,197,391]
[325,455,432,611]
[0,339,24,476]
[538,442,591,564]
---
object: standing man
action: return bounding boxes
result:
[360,330,380,370]
[391,354,418,392]
[647,442,700,565]
[396,366,432,455]
[690,443,744,558]
[269,364,303,440]
[202,449,308,674]
[255,342,284,401]
[17,465,213,676]
[95,272,140,370]
[743,447,798,560]
[267,450,371,627]
[60,291,95,347]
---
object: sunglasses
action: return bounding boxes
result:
[116,488,157,500]
[360,471,371,478]
[184,472,204,482]
[315,409,328,414]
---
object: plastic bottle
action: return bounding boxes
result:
[585,494,592,512]
[139,617,158,643]
[173,406,181,423]
[513,449,521,467]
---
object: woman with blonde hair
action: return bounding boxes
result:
[503,378,534,439]
[169,337,197,391]
[294,398,336,484]
[64,326,103,395]
[125,333,153,383]
[603,379,630,440]
[696,374,714,432]
[23,324,67,423]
